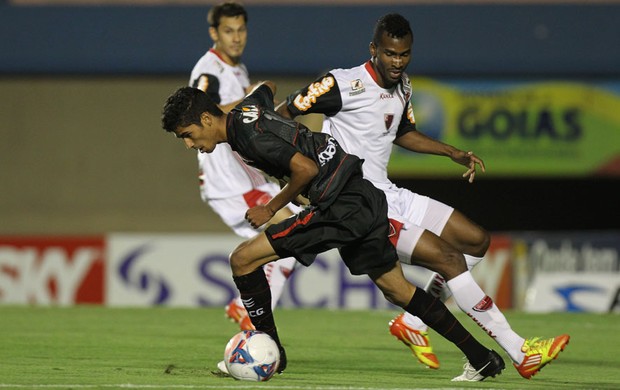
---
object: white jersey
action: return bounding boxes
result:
[286,61,416,192]
[286,62,454,257]
[189,48,267,200]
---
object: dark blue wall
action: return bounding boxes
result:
[1,4,619,76]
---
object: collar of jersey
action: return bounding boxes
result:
[364,60,379,85]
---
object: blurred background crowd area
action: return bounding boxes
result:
[1,0,619,235]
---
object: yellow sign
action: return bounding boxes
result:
[389,79,620,177]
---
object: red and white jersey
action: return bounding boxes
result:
[285,61,416,192]
[189,48,267,200]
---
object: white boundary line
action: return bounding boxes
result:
[0,385,494,390]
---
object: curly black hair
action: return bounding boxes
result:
[161,87,223,133]
[372,13,413,45]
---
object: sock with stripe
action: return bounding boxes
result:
[405,287,489,366]
[232,267,282,348]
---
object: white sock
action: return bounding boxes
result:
[400,255,485,334]
[447,271,525,363]
[264,257,296,310]
[401,312,428,332]
[424,254,484,300]
[464,254,483,270]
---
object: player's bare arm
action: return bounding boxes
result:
[394,130,485,183]
[277,178,310,207]
[245,152,318,228]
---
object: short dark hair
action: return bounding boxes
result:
[207,2,248,28]
[372,13,413,45]
[161,87,224,133]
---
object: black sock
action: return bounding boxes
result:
[232,268,282,347]
[405,288,488,366]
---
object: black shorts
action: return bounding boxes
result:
[265,174,397,276]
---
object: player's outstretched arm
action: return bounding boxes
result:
[394,130,485,183]
[450,150,486,183]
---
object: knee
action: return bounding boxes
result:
[229,242,251,276]
[472,229,491,257]
[381,286,415,308]
[437,248,467,279]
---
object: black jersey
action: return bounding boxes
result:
[226,85,363,209]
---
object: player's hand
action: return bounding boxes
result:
[245,205,275,229]
[451,150,486,183]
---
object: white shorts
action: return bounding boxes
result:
[384,186,454,264]
[207,182,303,239]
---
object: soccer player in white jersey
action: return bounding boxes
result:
[189,2,299,332]
[277,13,569,381]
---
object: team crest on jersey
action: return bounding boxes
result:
[384,113,395,133]
[349,79,365,96]
[293,76,335,112]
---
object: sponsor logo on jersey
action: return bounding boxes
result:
[293,76,335,111]
[380,93,394,100]
[242,105,260,123]
[406,103,416,125]
[317,136,338,166]
[349,79,365,96]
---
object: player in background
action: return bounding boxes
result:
[189,2,300,332]
[276,13,569,381]
[161,82,506,380]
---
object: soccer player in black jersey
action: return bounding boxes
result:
[161,81,505,379]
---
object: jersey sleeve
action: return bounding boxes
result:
[248,133,298,180]
[243,84,275,110]
[191,73,221,104]
[395,99,417,139]
[285,72,342,117]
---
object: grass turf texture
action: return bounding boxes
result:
[0,306,618,389]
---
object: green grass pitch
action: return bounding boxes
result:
[0,306,618,389]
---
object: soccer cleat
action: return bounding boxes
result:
[277,346,287,374]
[216,360,230,376]
[514,334,570,379]
[239,315,256,331]
[452,349,506,382]
[389,313,440,369]
[225,299,247,324]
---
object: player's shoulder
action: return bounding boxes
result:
[330,63,366,81]
[191,50,226,74]
[328,64,368,93]
[399,73,412,101]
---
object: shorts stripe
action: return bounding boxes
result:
[271,210,315,239]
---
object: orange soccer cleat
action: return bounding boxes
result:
[389,313,440,369]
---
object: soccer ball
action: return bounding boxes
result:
[223,330,280,381]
